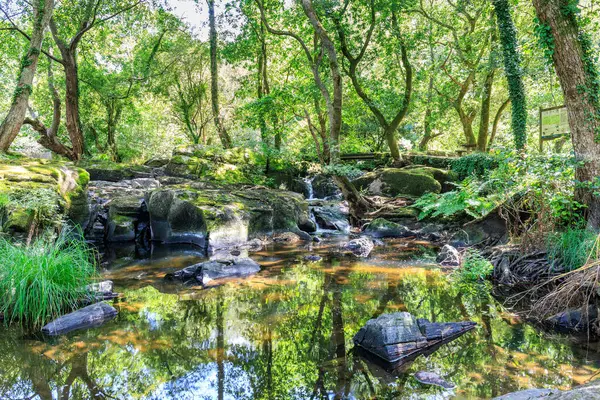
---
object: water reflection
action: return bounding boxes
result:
[0,240,599,399]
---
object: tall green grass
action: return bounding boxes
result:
[0,233,97,329]
[546,228,600,271]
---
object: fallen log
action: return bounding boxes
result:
[42,302,117,336]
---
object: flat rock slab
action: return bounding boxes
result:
[42,302,117,336]
[353,312,476,364]
[414,371,455,389]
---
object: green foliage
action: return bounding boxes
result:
[451,153,499,180]
[413,177,498,220]
[416,150,584,230]
[0,233,97,328]
[454,249,494,283]
[321,164,363,180]
[546,228,599,271]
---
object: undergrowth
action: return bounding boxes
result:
[0,232,97,329]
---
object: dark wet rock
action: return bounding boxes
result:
[546,305,598,334]
[304,254,322,262]
[345,237,374,258]
[166,258,261,285]
[452,208,508,246]
[364,218,415,238]
[298,217,317,233]
[352,166,455,198]
[494,381,600,399]
[42,302,117,336]
[353,312,476,364]
[313,236,322,243]
[436,245,461,267]
[266,171,311,198]
[85,179,159,243]
[414,371,455,389]
[312,203,349,232]
[311,174,341,199]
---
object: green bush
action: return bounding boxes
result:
[546,229,599,271]
[0,233,97,329]
[451,153,499,180]
[454,249,494,283]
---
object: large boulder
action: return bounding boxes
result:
[165,257,261,285]
[0,157,89,235]
[352,166,455,198]
[146,183,311,250]
[353,312,476,364]
[363,218,414,238]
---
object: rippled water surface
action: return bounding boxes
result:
[1,237,600,399]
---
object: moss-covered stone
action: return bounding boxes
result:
[352,166,456,198]
[363,218,413,238]
[165,145,266,185]
[0,158,90,235]
[146,183,310,250]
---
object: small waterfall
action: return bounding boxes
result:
[303,176,315,200]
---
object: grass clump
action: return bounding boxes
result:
[0,233,97,329]
[546,228,600,271]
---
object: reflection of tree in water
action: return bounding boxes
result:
[1,258,599,399]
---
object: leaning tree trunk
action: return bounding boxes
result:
[0,0,55,151]
[533,0,600,229]
[494,0,527,150]
[207,0,233,149]
[477,66,495,152]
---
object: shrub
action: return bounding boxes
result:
[0,233,97,329]
[454,249,494,283]
[451,153,499,180]
[546,229,600,271]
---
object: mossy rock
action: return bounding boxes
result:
[0,159,90,235]
[363,218,413,238]
[165,146,266,184]
[352,166,457,198]
[146,184,310,249]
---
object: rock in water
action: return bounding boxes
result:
[436,244,461,267]
[42,302,117,336]
[304,255,322,262]
[345,237,374,257]
[353,312,476,364]
[166,257,261,285]
[414,371,455,389]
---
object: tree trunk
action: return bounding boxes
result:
[63,55,85,159]
[419,77,435,151]
[208,0,233,149]
[494,0,527,150]
[533,0,600,229]
[0,0,55,151]
[488,98,510,150]
[477,67,495,151]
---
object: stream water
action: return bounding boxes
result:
[1,236,600,399]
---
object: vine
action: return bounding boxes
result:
[493,0,527,150]
[533,18,555,64]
